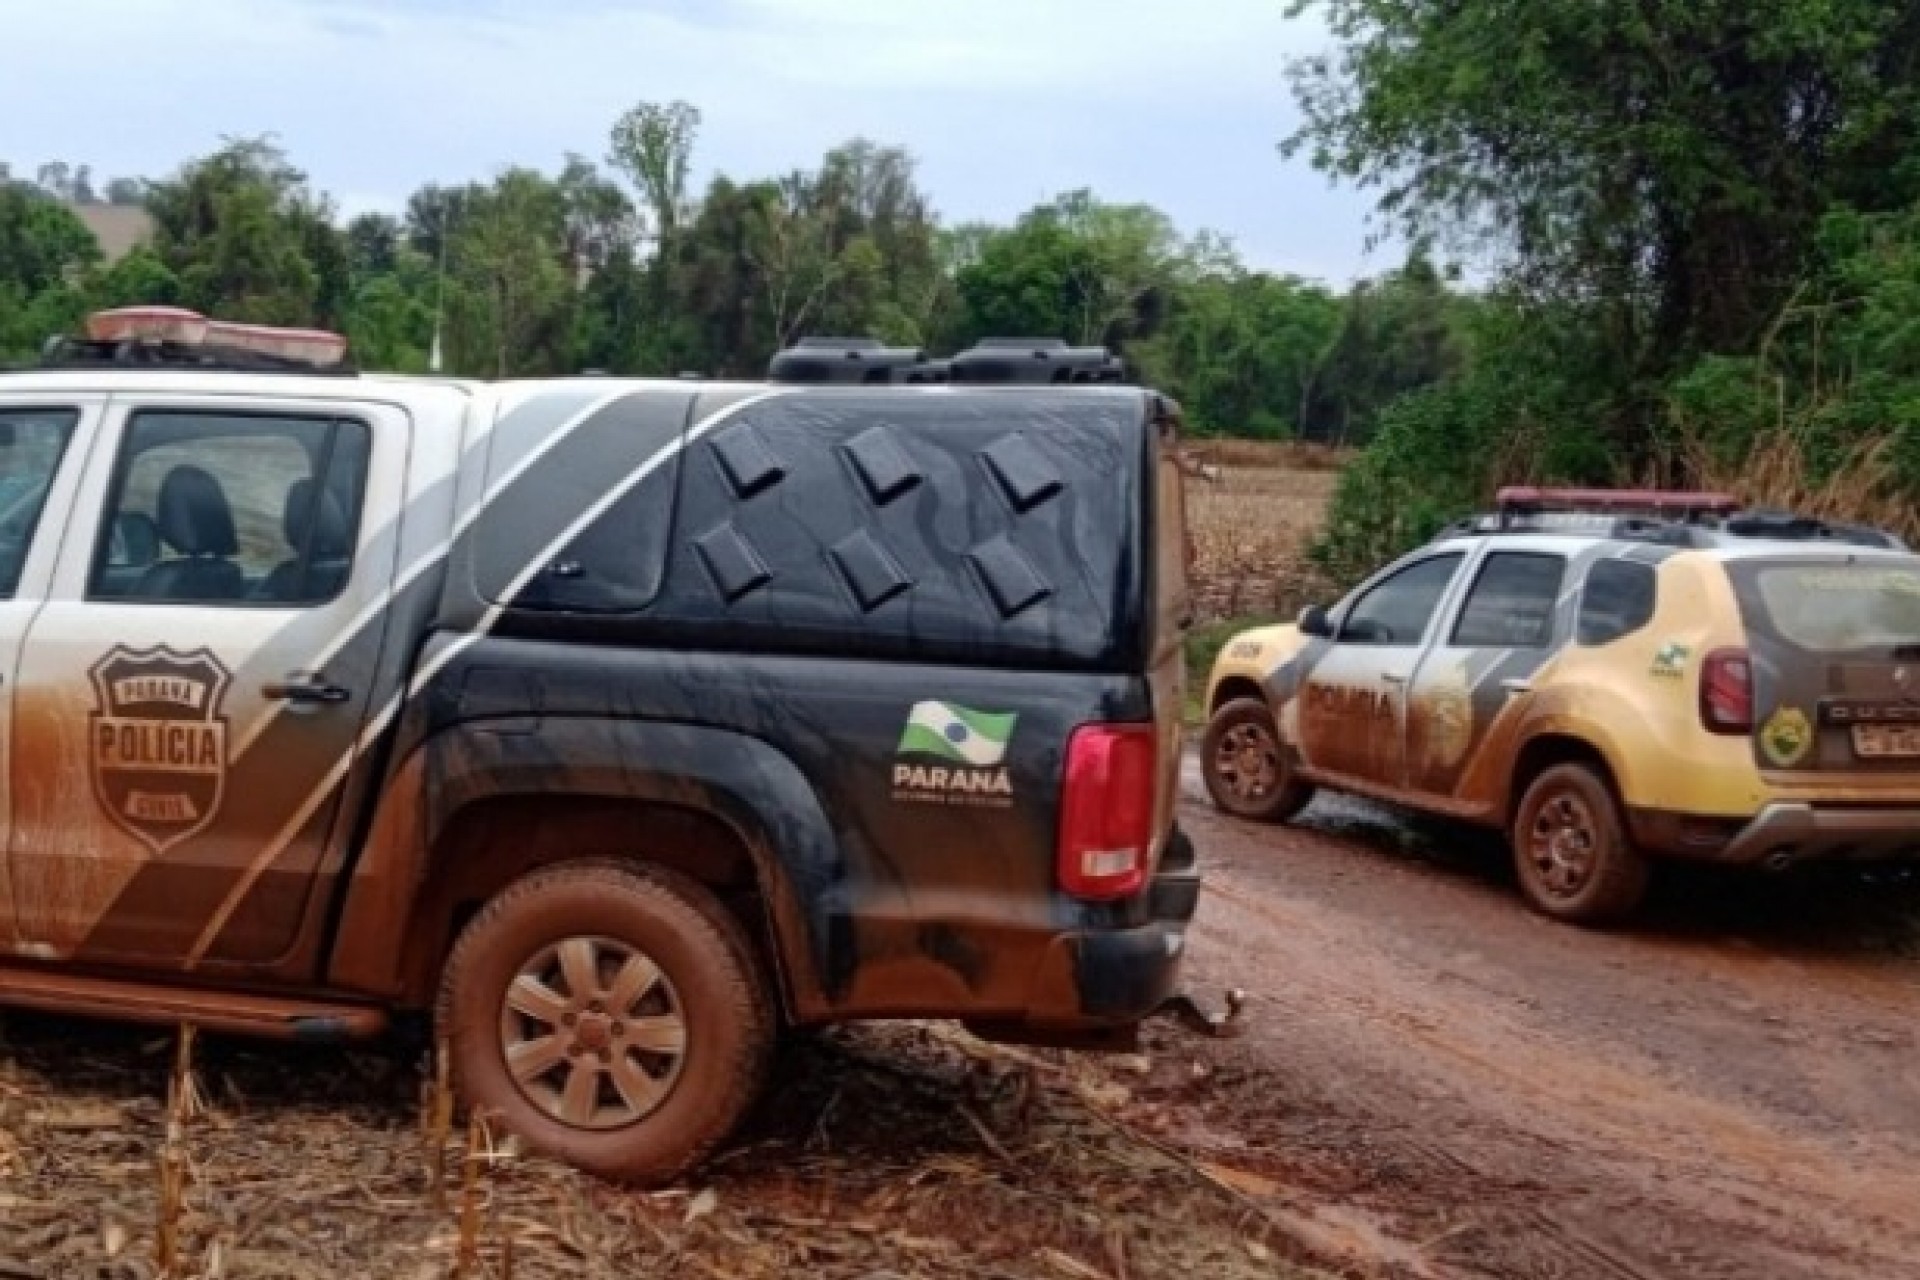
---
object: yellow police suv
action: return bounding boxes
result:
[1202,487,1920,924]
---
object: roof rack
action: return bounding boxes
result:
[947,338,1126,385]
[767,337,947,385]
[33,308,355,376]
[1433,486,1908,551]
[1720,509,1906,550]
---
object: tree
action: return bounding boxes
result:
[404,183,478,264]
[34,162,71,201]
[557,154,639,275]
[1144,269,1343,437]
[144,138,346,326]
[345,213,403,278]
[105,177,146,207]
[0,185,100,358]
[1312,255,1469,443]
[609,99,701,247]
[1286,0,1920,406]
[951,192,1205,351]
[0,186,100,296]
[444,168,575,377]
[86,247,181,311]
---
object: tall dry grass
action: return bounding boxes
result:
[1668,431,1920,546]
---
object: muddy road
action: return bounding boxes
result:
[3,769,1917,1279]
[1171,757,1920,1279]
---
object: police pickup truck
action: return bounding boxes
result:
[0,312,1199,1181]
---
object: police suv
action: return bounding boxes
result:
[1204,487,1920,923]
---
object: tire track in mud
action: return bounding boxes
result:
[1171,777,1920,1280]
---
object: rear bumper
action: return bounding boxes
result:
[966,827,1200,1049]
[1719,803,1920,867]
[1637,802,1920,867]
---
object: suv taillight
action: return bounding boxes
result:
[1700,647,1753,734]
[1058,724,1157,901]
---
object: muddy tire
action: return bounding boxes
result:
[437,862,774,1184]
[1201,697,1314,823]
[1511,764,1649,924]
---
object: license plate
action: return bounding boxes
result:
[1852,724,1920,758]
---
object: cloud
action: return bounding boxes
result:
[1,0,1384,281]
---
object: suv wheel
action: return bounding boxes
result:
[1201,697,1315,822]
[438,862,774,1184]
[1511,764,1649,923]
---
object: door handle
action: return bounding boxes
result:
[262,674,351,705]
[1381,673,1408,686]
[1501,678,1533,696]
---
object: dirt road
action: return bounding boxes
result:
[1168,757,1920,1280]
[4,769,1918,1279]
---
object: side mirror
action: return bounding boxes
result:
[1298,604,1334,639]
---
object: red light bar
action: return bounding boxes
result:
[86,306,210,345]
[205,319,348,368]
[84,307,348,370]
[1496,486,1741,516]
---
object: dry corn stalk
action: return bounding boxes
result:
[424,1037,455,1210]
[155,1023,198,1278]
[452,1107,512,1280]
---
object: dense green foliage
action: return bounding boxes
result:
[1290,0,1920,581]
[2,106,1473,447]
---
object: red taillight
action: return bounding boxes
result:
[1700,647,1753,734]
[1058,724,1158,901]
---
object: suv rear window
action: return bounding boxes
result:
[1747,563,1920,653]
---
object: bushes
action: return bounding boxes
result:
[1310,296,1619,583]
[1316,204,1920,581]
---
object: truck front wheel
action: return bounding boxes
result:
[437,862,774,1184]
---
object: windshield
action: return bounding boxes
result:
[1749,563,1920,653]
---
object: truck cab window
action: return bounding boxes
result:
[0,409,79,597]
[90,412,370,606]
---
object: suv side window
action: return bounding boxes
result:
[91,412,370,606]
[1452,552,1566,648]
[1340,553,1464,645]
[1578,558,1658,646]
[0,408,79,597]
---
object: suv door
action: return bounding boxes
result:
[8,396,408,971]
[1405,550,1568,802]
[1297,551,1467,788]
[0,399,101,949]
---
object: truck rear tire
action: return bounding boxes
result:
[437,861,774,1184]
[1201,697,1315,822]
[1511,763,1649,924]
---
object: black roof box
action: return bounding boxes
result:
[768,337,943,385]
[948,338,1126,385]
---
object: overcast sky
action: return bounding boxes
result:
[2,0,1387,283]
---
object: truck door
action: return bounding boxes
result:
[8,396,408,971]
[0,398,102,949]
[1296,551,1466,789]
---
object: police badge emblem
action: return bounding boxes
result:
[89,646,232,854]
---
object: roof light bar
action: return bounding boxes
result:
[84,307,350,371]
